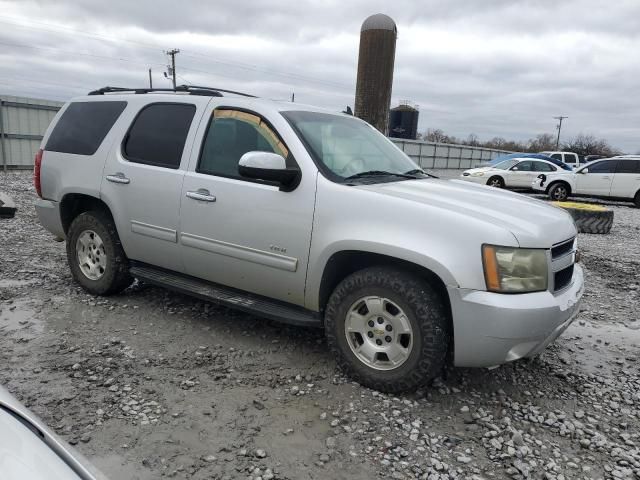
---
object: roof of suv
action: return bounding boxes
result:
[73,86,343,116]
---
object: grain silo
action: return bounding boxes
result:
[354,14,397,135]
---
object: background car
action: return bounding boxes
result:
[485,153,573,171]
[532,156,640,206]
[461,157,563,189]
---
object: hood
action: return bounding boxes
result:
[463,166,496,174]
[357,178,577,247]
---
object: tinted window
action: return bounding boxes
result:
[588,160,618,173]
[46,101,127,155]
[513,161,534,171]
[533,161,555,172]
[616,160,640,174]
[551,154,563,160]
[563,153,577,163]
[198,109,290,178]
[123,103,196,169]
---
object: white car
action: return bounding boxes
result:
[532,156,640,207]
[460,158,561,189]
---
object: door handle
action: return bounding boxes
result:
[186,189,216,202]
[105,173,130,184]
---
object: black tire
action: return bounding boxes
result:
[66,210,132,295]
[486,176,504,188]
[325,267,450,393]
[635,191,640,209]
[553,202,613,234]
[548,182,570,202]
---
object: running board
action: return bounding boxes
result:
[129,263,322,328]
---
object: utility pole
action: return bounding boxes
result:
[164,49,180,90]
[554,116,568,149]
[148,68,153,89]
[291,92,295,103]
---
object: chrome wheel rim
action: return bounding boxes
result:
[76,230,107,280]
[553,186,567,200]
[489,178,502,188]
[344,296,413,371]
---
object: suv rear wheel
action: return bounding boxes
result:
[325,267,449,393]
[66,210,132,295]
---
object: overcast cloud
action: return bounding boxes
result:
[0,0,638,152]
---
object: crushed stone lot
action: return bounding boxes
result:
[1,170,640,480]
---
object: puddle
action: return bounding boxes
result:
[0,298,44,337]
[0,279,37,288]
[561,320,640,376]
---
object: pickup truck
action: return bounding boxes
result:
[34,86,584,392]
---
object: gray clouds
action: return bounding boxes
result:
[0,0,638,151]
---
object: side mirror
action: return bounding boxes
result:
[238,151,300,191]
[511,166,519,171]
[580,168,588,174]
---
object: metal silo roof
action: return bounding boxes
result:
[361,13,397,32]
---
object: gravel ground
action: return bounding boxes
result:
[1,170,640,480]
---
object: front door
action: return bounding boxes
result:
[179,107,315,306]
[576,159,617,196]
[508,160,537,187]
[100,101,203,272]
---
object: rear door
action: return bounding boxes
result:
[100,100,207,272]
[575,159,618,196]
[611,160,640,198]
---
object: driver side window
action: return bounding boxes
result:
[197,109,290,178]
[513,161,534,171]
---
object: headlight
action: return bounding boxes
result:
[482,245,548,293]
[470,172,485,177]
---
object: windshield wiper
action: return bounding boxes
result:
[344,170,418,181]
[403,168,437,178]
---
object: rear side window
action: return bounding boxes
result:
[123,103,196,169]
[533,161,555,172]
[616,160,640,173]
[550,154,562,160]
[46,101,127,155]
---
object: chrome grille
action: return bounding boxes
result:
[550,237,577,292]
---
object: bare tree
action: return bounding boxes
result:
[528,133,556,152]
[562,134,621,157]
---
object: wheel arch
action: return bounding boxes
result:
[546,180,572,195]
[60,193,114,234]
[316,250,453,331]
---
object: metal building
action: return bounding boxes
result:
[0,95,63,170]
[354,14,397,134]
[389,102,419,140]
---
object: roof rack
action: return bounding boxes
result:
[87,85,257,98]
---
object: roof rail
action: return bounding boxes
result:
[87,85,257,98]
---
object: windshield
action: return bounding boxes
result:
[493,159,519,170]
[282,110,421,182]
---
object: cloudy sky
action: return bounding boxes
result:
[1,0,638,152]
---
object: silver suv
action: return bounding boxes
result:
[34,86,584,392]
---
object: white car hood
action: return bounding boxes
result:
[358,178,577,247]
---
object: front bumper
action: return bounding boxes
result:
[448,264,584,367]
[35,199,65,238]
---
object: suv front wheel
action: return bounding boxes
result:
[66,210,132,295]
[325,267,450,393]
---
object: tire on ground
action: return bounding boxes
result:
[552,201,614,234]
[66,210,132,295]
[324,267,450,393]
